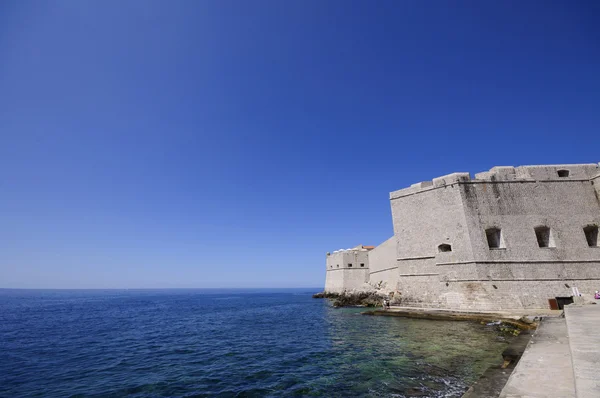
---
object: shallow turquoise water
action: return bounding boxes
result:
[0,289,509,397]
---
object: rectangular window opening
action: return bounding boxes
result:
[584,225,599,247]
[347,263,352,267]
[360,263,365,267]
[485,228,504,249]
[535,226,555,248]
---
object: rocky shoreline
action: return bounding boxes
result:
[312,290,389,307]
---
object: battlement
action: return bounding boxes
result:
[390,163,600,199]
[475,163,599,181]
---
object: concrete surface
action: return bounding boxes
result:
[564,305,600,398]
[499,317,575,398]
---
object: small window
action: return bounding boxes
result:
[584,225,599,247]
[438,244,452,252]
[486,228,504,249]
[557,169,570,177]
[360,263,365,267]
[535,226,555,248]
[348,263,352,267]
[336,264,339,268]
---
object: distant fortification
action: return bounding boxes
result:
[325,245,372,292]
[324,163,600,310]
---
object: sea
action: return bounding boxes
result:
[0,289,510,397]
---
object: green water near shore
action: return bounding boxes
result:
[325,307,512,396]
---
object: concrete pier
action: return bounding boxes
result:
[499,305,600,398]
[564,305,600,398]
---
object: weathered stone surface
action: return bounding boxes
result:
[323,163,600,311]
[324,247,370,293]
[312,289,387,307]
[363,308,537,330]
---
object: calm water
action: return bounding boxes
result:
[0,289,509,397]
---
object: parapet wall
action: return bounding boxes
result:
[390,163,600,199]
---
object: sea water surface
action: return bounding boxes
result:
[0,289,509,397]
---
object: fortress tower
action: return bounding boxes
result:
[324,245,372,293]
[390,163,600,310]
[324,163,600,310]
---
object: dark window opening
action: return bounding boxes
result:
[336,264,339,268]
[438,243,452,252]
[565,283,570,288]
[557,169,570,177]
[348,263,352,267]
[584,225,599,247]
[535,226,554,248]
[493,285,498,289]
[445,282,449,287]
[486,228,504,249]
[360,263,365,267]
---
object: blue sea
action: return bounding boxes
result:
[0,289,509,397]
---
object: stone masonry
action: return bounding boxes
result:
[324,245,371,293]
[324,163,600,310]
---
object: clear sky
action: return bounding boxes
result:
[1,1,599,289]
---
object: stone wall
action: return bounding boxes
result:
[390,163,600,310]
[368,236,397,288]
[324,250,369,293]
[398,278,600,310]
[323,163,600,309]
[390,173,474,304]
[461,174,600,263]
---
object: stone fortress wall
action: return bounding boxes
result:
[324,163,600,310]
[366,237,398,288]
[324,246,370,293]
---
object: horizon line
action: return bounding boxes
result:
[0,287,323,290]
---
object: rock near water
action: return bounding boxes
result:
[312,290,388,307]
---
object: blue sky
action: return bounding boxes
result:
[1,1,599,288]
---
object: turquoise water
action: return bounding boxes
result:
[0,289,509,397]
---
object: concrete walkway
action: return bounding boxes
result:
[499,305,600,398]
[564,305,600,398]
[499,317,576,398]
